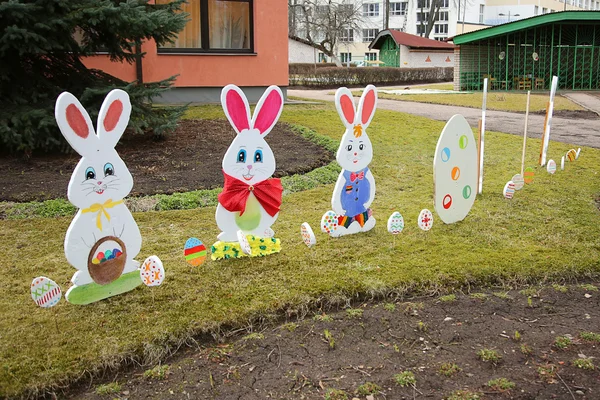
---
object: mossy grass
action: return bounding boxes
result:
[355,90,584,113]
[487,377,515,391]
[394,371,416,387]
[2,103,600,397]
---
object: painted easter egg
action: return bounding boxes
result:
[567,149,576,162]
[300,222,316,248]
[433,115,477,224]
[31,277,61,308]
[547,159,557,174]
[140,255,165,287]
[576,148,581,159]
[184,237,207,266]
[512,174,524,191]
[561,156,565,171]
[237,230,252,255]
[418,209,433,231]
[387,211,405,234]
[524,167,535,184]
[321,210,338,234]
[503,181,515,199]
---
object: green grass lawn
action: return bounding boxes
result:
[2,103,600,397]
[371,91,584,113]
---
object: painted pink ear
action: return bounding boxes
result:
[361,89,376,125]
[226,90,250,132]
[66,104,90,139]
[339,94,355,125]
[103,100,123,132]
[254,90,283,134]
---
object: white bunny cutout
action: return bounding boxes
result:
[321,85,378,237]
[215,85,284,248]
[55,89,142,303]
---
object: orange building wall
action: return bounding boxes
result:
[82,0,288,88]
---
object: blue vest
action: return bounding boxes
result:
[340,168,370,217]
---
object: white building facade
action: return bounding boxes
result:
[289,0,599,64]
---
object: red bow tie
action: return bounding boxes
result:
[218,171,283,217]
[350,171,365,182]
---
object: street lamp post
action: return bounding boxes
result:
[498,11,520,22]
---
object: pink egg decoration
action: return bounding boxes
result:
[140,255,165,287]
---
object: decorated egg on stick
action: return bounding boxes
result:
[300,223,317,248]
[418,209,434,231]
[387,212,405,234]
[183,237,207,266]
[140,256,165,287]
[31,277,62,308]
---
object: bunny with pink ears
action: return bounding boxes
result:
[321,85,378,237]
[214,85,284,256]
[55,89,143,304]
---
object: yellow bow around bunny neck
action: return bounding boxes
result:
[82,199,124,230]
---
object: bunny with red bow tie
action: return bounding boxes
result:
[321,85,378,238]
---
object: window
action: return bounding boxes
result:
[362,29,378,42]
[318,53,328,63]
[156,0,253,52]
[315,5,329,14]
[340,52,352,63]
[434,24,448,35]
[363,3,379,16]
[441,0,449,7]
[542,7,547,13]
[417,0,430,8]
[479,5,484,23]
[416,24,427,35]
[550,8,556,12]
[340,29,354,42]
[338,4,353,15]
[534,6,539,15]
[438,11,448,21]
[390,2,407,15]
[365,52,377,61]
[417,12,429,22]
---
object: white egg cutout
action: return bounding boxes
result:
[547,159,557,174]
[512,174,524,191]
[140,256,165,287]
[320,210,339,234]
[387,212,405,234]
[503,181,515,199]
[433,115,477,224]
[418,209,434,231]
[31,277,62,308]
[300,222,317,248]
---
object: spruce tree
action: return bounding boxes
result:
[0,0,188,153]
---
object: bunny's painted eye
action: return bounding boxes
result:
[346,144,352,152]
[237,149,246,163]
[254,149,263,163]
[85,167,96,180]
[104,163,114,176]
[359,143,364,150]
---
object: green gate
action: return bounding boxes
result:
[379,36,400,67]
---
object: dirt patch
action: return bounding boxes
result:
[0,120,333,202]
[536,109,599,120]
[67,283,600,399]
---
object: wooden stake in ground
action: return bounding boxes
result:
[478,78,488,195]
[520,91,531,176]
[539,76,559,166]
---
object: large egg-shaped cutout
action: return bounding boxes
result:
[184,237,207,266]
[387,211,404,234]
[547,159,557,174]
[418,209,434,231]
[567,149,576,162]
[512,174,524,191]
[300,222,316,248]
[503,181,515,199]
[31,277,61,308]
[433,115,477,224]
[320,210,339,234]
[140,256,165,287]
[524,167,535,184]
[237,230,252,255]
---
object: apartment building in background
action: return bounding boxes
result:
[289,0,600,64]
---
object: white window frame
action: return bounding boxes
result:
[340,28,354,42]
[362,29,378,42]
[362,3,380,17]
[389,2,407,15]
[365,52,377,61]
[340,52,352,63]
[479,5,484,24]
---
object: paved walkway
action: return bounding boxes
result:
[562,92,600,116]
[288,89,600,149]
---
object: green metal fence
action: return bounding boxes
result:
[459,22,600,91]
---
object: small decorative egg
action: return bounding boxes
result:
[387,212,405,234]
[417,209,433,231]
[97,252,105,261]
[524,167,535,184]
[547,159,556,174]
[512,174,524,191]
[237,230,252,255]
[183,237,207,266]
[567,149,576,162]
[561,156,565,171]
[140,255,165,287]
[105,250,113,259]
[503,181,515,199]
[31,276,61,308]
[321,210,339,234]
[300,222,317,248]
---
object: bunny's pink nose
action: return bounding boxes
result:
[354,153,357,156]
[247,165,252,170]
[97,181,102,185]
